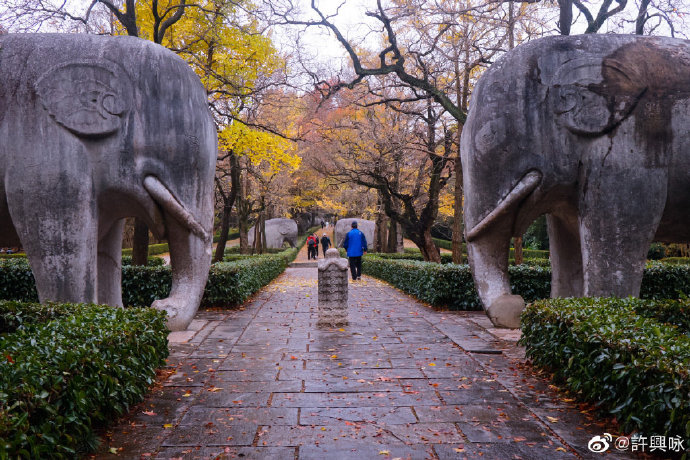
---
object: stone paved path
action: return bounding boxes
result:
[93,267,628,460]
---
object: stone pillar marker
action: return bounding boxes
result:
[317,248,349,327]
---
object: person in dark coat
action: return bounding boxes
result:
[320,233,331,252]
[340,221,368,280]
[307,234,316,260]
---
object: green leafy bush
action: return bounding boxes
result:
[659,257,690,265]
[432,238,453,251]
[121,242,169,257]
[0,302,169,458]
[520,297,690,440]
[122,250,294,308]
[1,249,295,308]
[363,257,690,310]
[120,255,165,267]
[0,253,26,259]
[362,257,551,310]
[0,259,38,302]
[647,242,667,260]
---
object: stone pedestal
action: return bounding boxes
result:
[317,248,349,327]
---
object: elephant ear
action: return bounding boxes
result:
[551,57,645,136]
[35,60,132,138]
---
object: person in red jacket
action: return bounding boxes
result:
[307,234,316,260]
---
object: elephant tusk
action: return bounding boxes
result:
[143,175,209,242]
[466,170,542,242]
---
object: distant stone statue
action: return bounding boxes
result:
[317,248,349,327]
[461,34,690,328]
[0,34,216,331]
[248,218,298,249]
[335,218,375,248]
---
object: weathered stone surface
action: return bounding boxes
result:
[334,218,375,248]
[462,34,690,328]
[248,217,298,249]
[317,248,349,327]
[0,34,217,331]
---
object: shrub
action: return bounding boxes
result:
[520,297,690,440]
[120,256,165,267]
[647,242,667,260]
[0,302,169,457]
[432,238,453,251]
[362,257,690,310]
[0,259,38,302]
[659,257,690,265]
[0,253,26,259]
[362,257,551,310]
[122,250,294,308]
[121,242,169,257]
[0,251,294,308]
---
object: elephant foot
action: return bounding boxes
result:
[486,294,525,328]
[152,298,195,332]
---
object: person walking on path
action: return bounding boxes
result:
[313,233,320,258]
[320,233,331,252]
[341,221,367,280]
[307,234,316,260]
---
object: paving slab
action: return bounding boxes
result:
[92,267,636,459]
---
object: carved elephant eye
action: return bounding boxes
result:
[553,85,578,114]
[35,60,132,138]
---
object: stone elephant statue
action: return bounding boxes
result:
[0,34,216,331]
[461,34,690,328]
[334,218,375,248]
[248,218,298,249]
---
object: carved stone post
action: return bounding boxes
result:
[317,248,349,327]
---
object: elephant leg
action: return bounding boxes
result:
[547,213,583,297]
[579,168,666,297]
[6,172,98,303]
[97,218,125,307]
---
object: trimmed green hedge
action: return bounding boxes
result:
[0,248,297,307]
[121,256,165,267]
[520,297,690,440]
[121,242,169,257]
[362,257,550,310]
[0,302,169,457]
[432,238,453,251]
[659,257,690,265]
[362,257,690,310]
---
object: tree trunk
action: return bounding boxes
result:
[558,0,573,35]
[261,214,267,253]
[452,47,466,265]
[514,236,523,265]
[387,220,399,253]
[452,145,464,264]
[239,215,249,254]
[213,153,240,262]
[375,200,387,252]
[132,219,149,266]
[397,225,404,253]
[414,229,441,263]
[213,205,232,262]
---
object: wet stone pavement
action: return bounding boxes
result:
[93,268,627,460]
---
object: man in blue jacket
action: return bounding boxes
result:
[341,221,368,281]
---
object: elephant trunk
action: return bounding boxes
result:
[464,171,541,328]
[467,227,524,328]
[144,176,212,331]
